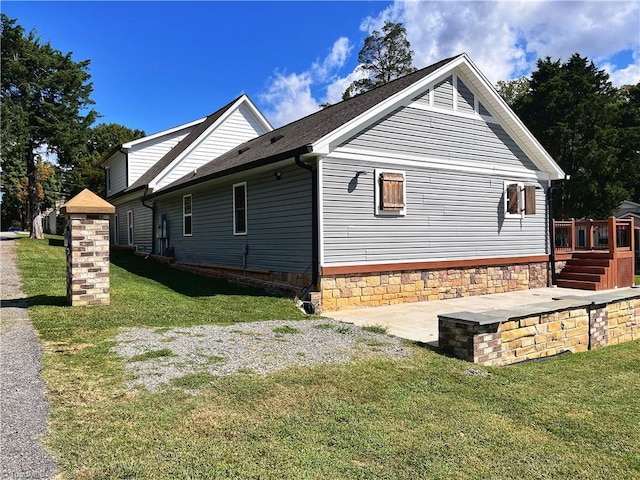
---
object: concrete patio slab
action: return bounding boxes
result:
[323,287,638,346]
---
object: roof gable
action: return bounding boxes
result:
[124,95,272,193]
[151,54,565,198]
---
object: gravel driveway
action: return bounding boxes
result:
[0,234,57,479]
[114,319,412,391]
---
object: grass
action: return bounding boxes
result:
[361,324,388,334]
[129,348,175,362]
[273,325,300,334]
[15,237,640,479]
[635,274,640,285]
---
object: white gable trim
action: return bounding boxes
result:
[121,117,206,149]
[148,95,272,190]
[312,54,565,181]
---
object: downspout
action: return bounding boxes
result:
[295,153,319,309]
[547,178,566,286]
[547,182,557,286]
[142,186,155,255]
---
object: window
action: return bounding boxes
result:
[183,195,192,236]
[233,182,247,235]
[504,182,536,217]
[127,210,134,245]
[375,169,406,216]
[105,167,111,193]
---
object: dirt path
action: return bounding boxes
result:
[0,234,57,479]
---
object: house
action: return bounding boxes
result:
[101,95,272,252]
[132,53,567,312]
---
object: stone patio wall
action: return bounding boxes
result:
[439,291,640,366]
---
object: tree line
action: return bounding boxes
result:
[2,15,638,237]
[1,14,144,236]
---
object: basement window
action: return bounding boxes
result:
[375,169,406,216]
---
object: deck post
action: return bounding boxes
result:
[608,216,617,255]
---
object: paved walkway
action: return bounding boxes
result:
[0,233,57,479]
[324,285,634,345]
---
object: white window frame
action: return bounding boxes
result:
[374,168,407,216]
[113,213,120,245]
[183,194,193,236]
[127,210,134,245]
[504,181,524,218]
[105,166,111,193]
[233,182,247,235]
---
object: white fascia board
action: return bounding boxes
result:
[334,146,546,181]
[312,55,467,155]
[149,96,269,190]
[455,57,566,181]
[121,117,206,149]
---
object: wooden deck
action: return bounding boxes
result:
[553,217,636,290]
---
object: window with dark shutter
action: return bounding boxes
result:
[506,184,519,215]
[524,185,536,215]
[380,172,405,211]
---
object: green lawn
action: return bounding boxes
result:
[16,237,640,479]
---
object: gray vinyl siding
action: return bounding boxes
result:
[411,88,430,106]
[154,163,312,273]
[456,79,475,114]
[345,106,536,171]
[322,157,547,265]
[112,199,152,251]
[433,76,453,109]
[479,102,491,117]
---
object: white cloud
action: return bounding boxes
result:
[263,1,639,127]
[261,37,355,126]
[363,0,640,85]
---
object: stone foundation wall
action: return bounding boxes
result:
[608,298,640,345]
[320,262,548,312]
[66,214,111,306]
[439,292,640,366]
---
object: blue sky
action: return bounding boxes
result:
[3,1,639,135]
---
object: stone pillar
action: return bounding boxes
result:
[60,189,115,306]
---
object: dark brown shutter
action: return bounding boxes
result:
[524,185,536,215]
[380,172,404,211]
[506,184,519,214]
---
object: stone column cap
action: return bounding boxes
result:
[60,189,115,215]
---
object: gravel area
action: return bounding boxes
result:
[0,234,57,479]
[113,319,412,391]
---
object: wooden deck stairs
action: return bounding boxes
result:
[556,253,614,290]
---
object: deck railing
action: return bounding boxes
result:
[553,217,634,254]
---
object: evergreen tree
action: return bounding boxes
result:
[343,22,416,100]
[66,123,145,198]
[1,14,97,237]
[513,54,638,219]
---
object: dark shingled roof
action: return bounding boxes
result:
[150,55,460,198]
[126,96,244,192]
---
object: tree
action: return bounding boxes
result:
[512,54,638,219]
[342,21,416,100]
[65,123,145,198]
[1,14,97,238]
[496,77,530,107]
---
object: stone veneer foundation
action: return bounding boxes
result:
[319,262,548,312]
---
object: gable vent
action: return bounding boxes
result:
[270,134,285,144]
[238,146,251,154]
